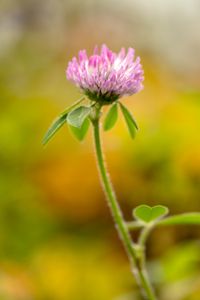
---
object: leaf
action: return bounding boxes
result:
[42,114,67,145]
[159,213,200,226]
[119,102,138,139]
[103,103,118,131]
[42,96,85,145]
[69,118,90,141]
[67,106,91,128]
[133,205,169,223]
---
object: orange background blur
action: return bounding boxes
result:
[0,1,200,299]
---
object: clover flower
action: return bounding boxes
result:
[43,45,144,145]
[66,44,144,104]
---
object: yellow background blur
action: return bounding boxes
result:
[0,1,200,299]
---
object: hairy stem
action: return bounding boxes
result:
[139,224,155,248]
[92,116,157,300]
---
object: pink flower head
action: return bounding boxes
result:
[66,44,144,104]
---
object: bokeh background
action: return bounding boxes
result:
[0,0,200,299]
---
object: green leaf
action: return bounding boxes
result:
[42,114,67,145]
[103,103,118,131]
[119,102,138,138]
[67,106,91,128]
[69,118,90,141]
[133,205,169,223]
[42,96,85,145]
[159,213,200,226]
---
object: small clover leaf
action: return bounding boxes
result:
[67,106,92,128]
[43,114,67,145]
[119,102,138,139]
[43,96,85,145]
[69,118,90,141]
[103,103,118,131]
[133,205,169,223]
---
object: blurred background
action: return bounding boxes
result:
[0,0,200,299]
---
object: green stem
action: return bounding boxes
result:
[92,119,136,259]
[138,260,157,300]
[139,224,155,248]
[92,117,157,300]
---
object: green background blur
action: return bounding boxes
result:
[0,1,200,299]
